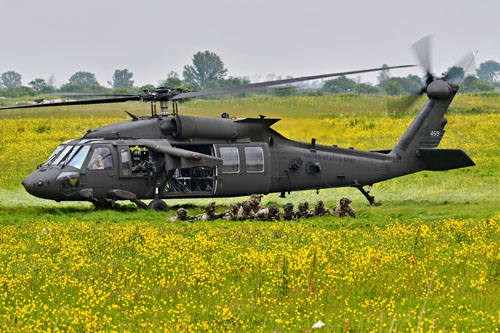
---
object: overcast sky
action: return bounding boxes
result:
[1,0,499,87]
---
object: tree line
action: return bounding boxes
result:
[1,51,500,99]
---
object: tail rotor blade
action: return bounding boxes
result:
[387,93,424,114]
[445,51,477,84]
[412,35,433,75]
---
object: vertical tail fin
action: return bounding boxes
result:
[391,80,458,158]
[387,80,474,176]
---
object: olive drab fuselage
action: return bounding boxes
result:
[22,80,475,205]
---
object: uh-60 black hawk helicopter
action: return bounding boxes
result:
[2,37,475,211]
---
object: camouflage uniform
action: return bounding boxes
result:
[279,203,295,221]
[195,202,219,221]
[237,200,256,220]
[255,204,280,221]
[167,208,192,222]
[249,194,264,213]
[334,197,356,218]
[309,200,332,216]
[223,203,241,221]
[294,201,312,219]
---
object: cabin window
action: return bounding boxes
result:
[87,147,113,170]
[120,148,131,176]
[220,147,240,173]
[67,146,90,170]
[244,147,264,173]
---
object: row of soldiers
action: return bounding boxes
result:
[167,195,356,222]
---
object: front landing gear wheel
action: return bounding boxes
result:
[147,199,169,212]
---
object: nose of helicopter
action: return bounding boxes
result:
[22,168,61,199]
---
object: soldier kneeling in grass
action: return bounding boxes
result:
[309,200,332,217]
[294,201,312,219]
[255,204,280,221]
[195,202,220,221]
[249,194,264,214]
[279,203,295,221]
[237,201,256,220]
[223,203,241,221]
[334,197,356,218]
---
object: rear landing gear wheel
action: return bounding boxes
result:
[355,185,381,206]
[92,200,115,210]
[147,199,169,212]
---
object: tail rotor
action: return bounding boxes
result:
[388,35,476,114]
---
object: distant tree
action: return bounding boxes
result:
[476,60,500,83]
[158,71,183,88]
[0,86,36,98]
[321,76,357,94]
[266,74,276,81]
[385,80,404,96]
[138,84,156,92]
[274,87,298,97]
[354,83,380,94]
[304,89,324,97]
[60,83,108,93]
[108,69,134,89]
[203,77,250,89]
[29,78,50,93]
[183,51,228,87]
[68,71,99,86]
[112,87,136,94]
[48,75,56,89]
[183,81,202,92]
[202,77,250,98]
[387,75,422,94]
[162,77,183,88]
[167,71,179,78]
[377,64,390,88]
[445,66,465,83]
[1,71,22,88]
[460,76,494,93]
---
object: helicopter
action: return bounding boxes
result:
[1,37,475,211]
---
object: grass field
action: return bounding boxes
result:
[0,94,499,331]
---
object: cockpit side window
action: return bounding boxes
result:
[67,146,90,170]
[87,147,113,170]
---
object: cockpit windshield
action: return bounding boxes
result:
[43,145,65,166]
[52,146,74,166]
[67,146,90,169]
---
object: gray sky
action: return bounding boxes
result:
[1,0,499,87]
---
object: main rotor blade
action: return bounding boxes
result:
[50,92,139,97]
[171,64,415,100]
[0,96,141,110]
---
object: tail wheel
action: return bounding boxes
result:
[147,199,169,212]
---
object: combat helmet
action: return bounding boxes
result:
[283,202,294,212]
[176,208,188,218]
[269,204,279,215]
